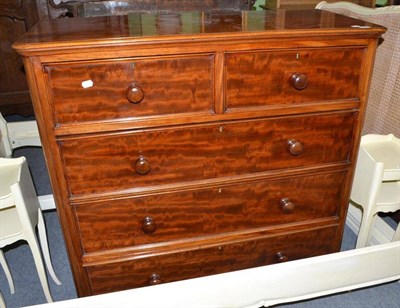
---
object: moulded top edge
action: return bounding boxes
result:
[13,9,386,54]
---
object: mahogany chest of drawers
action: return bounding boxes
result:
[14,9,384,297]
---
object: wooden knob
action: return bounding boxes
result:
[126,83,144,104]
[141,216,157,234]
[135,156,151,175]
[280,198,295,214]
[276,252,289,263]
[149,273,162,285]
[287,139,304,156]
[291,73,308,90]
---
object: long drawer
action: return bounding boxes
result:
[60,112,355,196]
[44,54,214,125]
[86,225,338,294]
[75,171,346,253]
[225,47,363,109]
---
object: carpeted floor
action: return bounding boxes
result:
[0,143,399,308]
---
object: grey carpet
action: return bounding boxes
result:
[0,136,399,307]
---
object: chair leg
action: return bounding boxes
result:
[26,236,53,303]
[392,223,400,242]
[356,211,376,248]
[0,290,6,308]
[37,209,61,285]
[0,249,15,294]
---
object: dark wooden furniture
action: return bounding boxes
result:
[54,0,258,17]
[14,9,384,297]
[0,0,39,115]
[1,0,256,115]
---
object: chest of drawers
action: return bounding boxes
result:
[14,9,385,297]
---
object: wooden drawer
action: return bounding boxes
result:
[75,171,345,253]
[60,112,355,196]
[86,225,337,294]
[225,48,363,109]
[44,55,214,125]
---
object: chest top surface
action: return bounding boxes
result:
[13,9,385,53]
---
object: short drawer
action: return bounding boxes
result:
[86,225,337,294]
[225,48,363,109]
[44,55,214,125]
[59,112,355,196]
[75,171,345,253]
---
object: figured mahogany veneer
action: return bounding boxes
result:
[225,48,363,109]
[45,55,214,124]
[75,171,345,253]
[86,225,338,294]
[59,113,355,196]
[13,9,385,297]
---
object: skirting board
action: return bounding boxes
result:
[38,194,57,211]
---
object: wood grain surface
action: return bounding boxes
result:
[75,171,346,252]
[14,9,384,296]
[59,112,355,196]
[226,47,363,108]
[86,225,338,294]
[45,55,214,124]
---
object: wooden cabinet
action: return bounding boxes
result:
[0,0,255,115]
[13,9,384,297]
[49,0,257,17]
[0,0,39,115]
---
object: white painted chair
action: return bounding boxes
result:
[0,249,14,298]
[0,113,41,158]
[0,113,55,212]
[0,157,61,303]
[0,290,5,308]
[350,134,400,248]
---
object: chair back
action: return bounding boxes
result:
[0,157,24,208]
[350,147,385,208]
[0,113,12,158]
[0,157,40,246]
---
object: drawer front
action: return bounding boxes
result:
[60,112,355,196]
[45,55,214,125]
[75,171,345,253]
[225,48,363,109]
[86,226,337,294]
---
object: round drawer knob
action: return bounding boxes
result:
[135,156,151,175]
[287,139,304,156]
[126,83,144,104]
[149,273,162,285]
[291,73,308,90]
[141,216,157,234]
[276,252,289,263]
[280,198,295,214]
